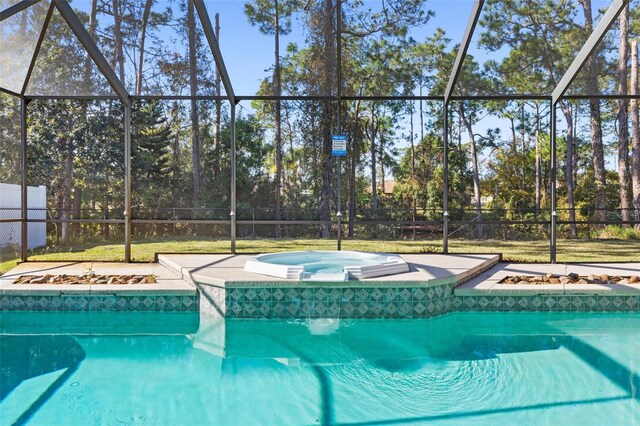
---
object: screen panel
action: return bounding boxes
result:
[0,0,50,94]
[25,6,115,96]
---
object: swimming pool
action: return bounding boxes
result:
[1,311,638,425]
[244,250,409,281]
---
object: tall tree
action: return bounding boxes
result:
[480,0,582,236]
[135,0,154,96]
[459,102,483,238]
[617,4,632,222]
[317,0,335,237]
[187,0,201,207]
[213,13,222,178]
[367,104,378,209]
[111,0,126,83]
[631,40,640,222]
[579,0,607,222]
[534,102,544,214]
[245,0,299,235]
[559,101,577,237]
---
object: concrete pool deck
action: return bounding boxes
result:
[457,262,640,296]
[158,253,500,287]
[0,261,195,296]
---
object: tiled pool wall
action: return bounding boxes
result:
[0,294,199,312]
[198,283,456,319]
[197,282,640,319]
[2,287,639,316]
[455,294,640,312]
[2,283,639,316]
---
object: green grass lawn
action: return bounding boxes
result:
[1,237,638,274]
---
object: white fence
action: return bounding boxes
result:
[0,183,47,250]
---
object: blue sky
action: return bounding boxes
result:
[210,0,474,96]
[208,0,613,97]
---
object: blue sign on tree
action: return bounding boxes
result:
[332,135,347,156]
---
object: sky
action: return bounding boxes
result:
[209,0,473,97]
[207,0,613,96]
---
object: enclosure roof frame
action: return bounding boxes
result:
[53,0,130,105]
[193,0,236,104]
[0,87,21,97]
[443,0,484,104]
[20,1,54,96]
[0,0,40,21]
[1,0,241,106]
[552,0,629,104]
[2,0,635,102]
[0,0,131,104]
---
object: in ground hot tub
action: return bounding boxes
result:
[244,251,409,281]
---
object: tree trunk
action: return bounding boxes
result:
[136,0,153,96]
[369,106,377,210]
[509,116,517,154]
[419,83,424,144]
[535,102,541,215]
[410,101,416,175]
[457,112,462,149]
[617,5,631,222]
[214,13,221,178]
[55,178,63,243]
[630,40,640,224]
[102,196,110,240]
[73,187,82,236]
[77,0,97,239]
[348,101,361,238]
[410,100,416,239]
[573,105,579,186]
[84,0,98,85]
[580,0,607,222]
[112,0,125,83]
[317,0,335,238]
[521,104,526,190]
[286,108,296,205]
[319,103,333,237]
[274,0,282,237]
[187,0,201,207]
[61,140,73,244]
[379,130,385,198]
[560,102,577,237]
[459,104,482,239]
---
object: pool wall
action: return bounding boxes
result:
[0,294,199,312]
[195,281,640,319]
[6,290,637,317]
[454,294,639,312]
[197,282,458,319]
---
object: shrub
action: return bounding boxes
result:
[597,225,640,240]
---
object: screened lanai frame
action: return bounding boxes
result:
[0,0,636,264]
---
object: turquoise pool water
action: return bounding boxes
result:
[1,311,639,425]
